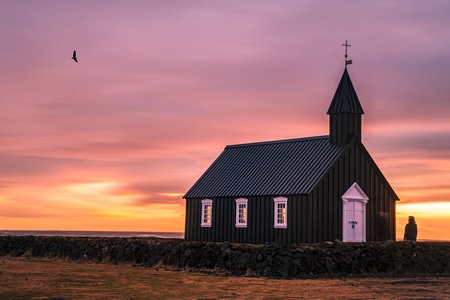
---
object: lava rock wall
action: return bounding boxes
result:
[1,236,449,278]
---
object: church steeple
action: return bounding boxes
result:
[327,42,364,145]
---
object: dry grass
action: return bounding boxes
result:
[0,257,449,299]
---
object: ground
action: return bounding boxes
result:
[1,257,449,299]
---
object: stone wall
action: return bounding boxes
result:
[1,236,449,278]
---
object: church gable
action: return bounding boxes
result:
[311,136,398,203]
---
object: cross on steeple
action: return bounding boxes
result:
[342,40,352,67]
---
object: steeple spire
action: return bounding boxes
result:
[327,68,364,115]
[327,42,364,145]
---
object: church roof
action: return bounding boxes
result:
[184,136,345,198]
[327,68,364,115]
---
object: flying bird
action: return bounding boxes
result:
[71,50,78,62]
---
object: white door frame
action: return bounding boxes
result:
[342,182,369,242]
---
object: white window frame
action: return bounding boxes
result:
[235,198,248,228]
[201,199,212,227]
[273,197,288,228]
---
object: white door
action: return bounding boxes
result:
[344,200,364,242]
[342,183,369,242]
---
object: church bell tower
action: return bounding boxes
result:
[327,41,364,146]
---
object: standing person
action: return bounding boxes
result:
[404,216,418,241]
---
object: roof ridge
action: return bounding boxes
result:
[225,135,330,149]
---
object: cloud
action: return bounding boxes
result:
[366,131,450,161]
[108,182,186,206]
[0,206,58,219]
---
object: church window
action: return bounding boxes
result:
[273,197,288,228]
[201,199,212,227]
[235,198,248,228]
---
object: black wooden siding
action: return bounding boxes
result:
[184,137,398,244]
[329,112,361,145]
[184,194,311,244]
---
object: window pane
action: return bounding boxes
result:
[277,203,286,224]
[238,203,246,223]
[203,204,211,223]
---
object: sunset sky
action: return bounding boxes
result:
[1,1,450,241]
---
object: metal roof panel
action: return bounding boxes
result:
[184,136,345,198]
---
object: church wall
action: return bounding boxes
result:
[185,194,311,245]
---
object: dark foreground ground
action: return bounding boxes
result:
[1,257,450,299]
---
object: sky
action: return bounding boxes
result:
[1,0,450,240]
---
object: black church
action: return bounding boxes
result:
[184,60,399,244]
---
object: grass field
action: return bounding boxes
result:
[1,257,449,299]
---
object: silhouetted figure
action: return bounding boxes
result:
[72,50,78,62]
[404,216,417,241]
